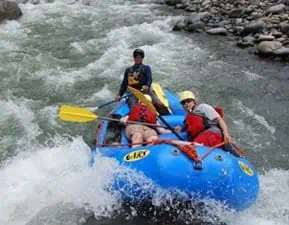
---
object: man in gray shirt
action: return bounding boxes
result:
[179,91,231,147]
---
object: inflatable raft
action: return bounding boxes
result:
[89,88,259,211]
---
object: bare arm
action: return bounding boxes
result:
[120,115,129,124]
[156,123,181,134]
[156,126,172,134]
[167,140,204,146]
[217,117,231,142]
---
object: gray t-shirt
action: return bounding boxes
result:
[192,103,219,121]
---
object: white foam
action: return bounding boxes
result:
[0,98,41,139]
[208,60,229,69]
[70,42,87,55]
[0,40,20,53]
[226,169,289,225]
[87,84,113,102]
[0,137,119,225]
[38,105,61,127]
[244,71,264,81]
[84,85,116,111]
[233,99,275,135]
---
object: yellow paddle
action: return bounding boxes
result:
[151,82,172,113]
[58,105,166,128]
[127,86,184,140]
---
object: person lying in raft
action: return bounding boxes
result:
[120,94,180,147]
[178,90,232,147]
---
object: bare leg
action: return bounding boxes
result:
[131,132,144,148]
[146,135,159,145]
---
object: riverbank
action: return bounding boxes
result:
[162,0,289,61]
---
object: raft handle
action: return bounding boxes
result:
[194,161,203,170]
[215,155,223,161]
[171,149,180,156]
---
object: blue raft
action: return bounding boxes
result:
[89,90,259,211]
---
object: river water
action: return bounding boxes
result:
[0,1,289,225]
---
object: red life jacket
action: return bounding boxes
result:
[128,103,157,124]
[184,113,206,139]
[214,106,224,118]
[184,106,224,139]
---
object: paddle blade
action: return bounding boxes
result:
[127,86,159,116]
[58,105,97,123]
[152,82,171,113]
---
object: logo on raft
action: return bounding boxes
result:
[124,150,150,162]
[238,161,254,176]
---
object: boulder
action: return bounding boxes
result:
[0,1,22,22]
[187,21,205,32]
[186,13,201,24]
[165,0,184,6]
[241,20,265,36]
[175,3,187,9]
[201,0,210,7]
[206,27,227,35]
[198,11,211,20]
[243,35,255,43]
[273,47,289,57]
[271,30,283,38]
[258,41,283,55]
[14,0,29,3]
[31,0,40,4]
[266,4,286,15]
[228,8,244,18]
[173,19,186,31]
[185,13,205,32]
[280,22,289,34]
[236,40,255,49]
[258,35,275,42]
[277,37,288,43]
[233,25,245,34]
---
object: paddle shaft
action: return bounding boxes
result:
[158,116,184,140]
[91,100,116,111]
[97,116,166,128]
[90,93,132,111]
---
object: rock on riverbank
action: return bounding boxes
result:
[0,0,22,22]
[164,0,289,60]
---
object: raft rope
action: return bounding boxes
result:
[95,141,153,147]
[94,139,234,166]
[199,141,227,161]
